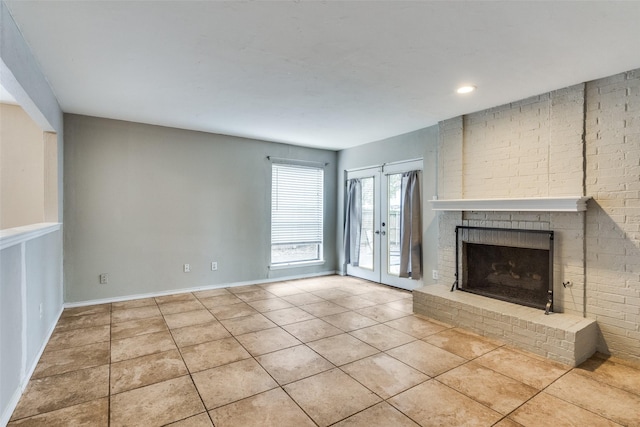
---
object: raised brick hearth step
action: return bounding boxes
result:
[413,284,598,366]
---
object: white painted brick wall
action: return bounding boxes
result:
[549,84,586,196]
[461,87,584,199]
[434,68,640,363]
[438,117,463,199]
[438,211,461,287]
[463,94,551,198]
[435,84,586,316]
[585,69,640,363]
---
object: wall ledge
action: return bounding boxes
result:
[0,222,61,250]
[429,196,591,212]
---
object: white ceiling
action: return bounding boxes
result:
[5,1,640,150]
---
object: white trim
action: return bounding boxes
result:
[0,223,61,250]
[22,305,63,390]
[0,387,22,427]
[429,196,591,212]
[64,270,336,308]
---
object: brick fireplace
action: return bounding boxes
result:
[414,70,640,364]
[414,197,598,366]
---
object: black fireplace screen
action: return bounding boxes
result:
[454,226,554,311]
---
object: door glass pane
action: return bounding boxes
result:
[359,177,375,270]
[387,174,402,275]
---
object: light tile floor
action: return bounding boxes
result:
[8,275,640,426]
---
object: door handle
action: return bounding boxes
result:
[375,230,380,235]
[380,231,386,236]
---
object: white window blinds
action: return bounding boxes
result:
[271,163,324,265]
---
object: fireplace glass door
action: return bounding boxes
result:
[456,226,554,310]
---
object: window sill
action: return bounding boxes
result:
[269,260,325,270]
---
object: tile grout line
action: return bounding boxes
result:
[14,277,640,426]
[196,284,414,425]
[158,292,215,426]
[201,289,317,425]
[531,368,631,425]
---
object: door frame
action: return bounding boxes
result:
[345,166,381,283]
[344,159,423,290]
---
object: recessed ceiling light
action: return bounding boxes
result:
[457,85,476,94]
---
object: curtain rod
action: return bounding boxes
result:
[267,156,329,167]
[345,157,423,173]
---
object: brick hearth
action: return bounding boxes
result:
[413,284,598,366]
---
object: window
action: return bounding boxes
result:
[271,162,324,266]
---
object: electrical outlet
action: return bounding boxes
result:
[211,261,218,271]
[99,273,108,284]
[432,270,439,280]
[183,264,191,273]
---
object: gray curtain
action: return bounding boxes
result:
[343,179,362,267]
[399,171,422,279]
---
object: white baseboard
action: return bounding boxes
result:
[1,387,23,427]
[65,270,336,308]
[23,305,63,390]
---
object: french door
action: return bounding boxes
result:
[345,160,422,290]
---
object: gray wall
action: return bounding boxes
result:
[336,126,439,283]
[64,114,337,303]
[0,2,64,423]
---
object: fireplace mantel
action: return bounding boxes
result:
[429,196,591,212]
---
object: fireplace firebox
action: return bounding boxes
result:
[452,226,554,312]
